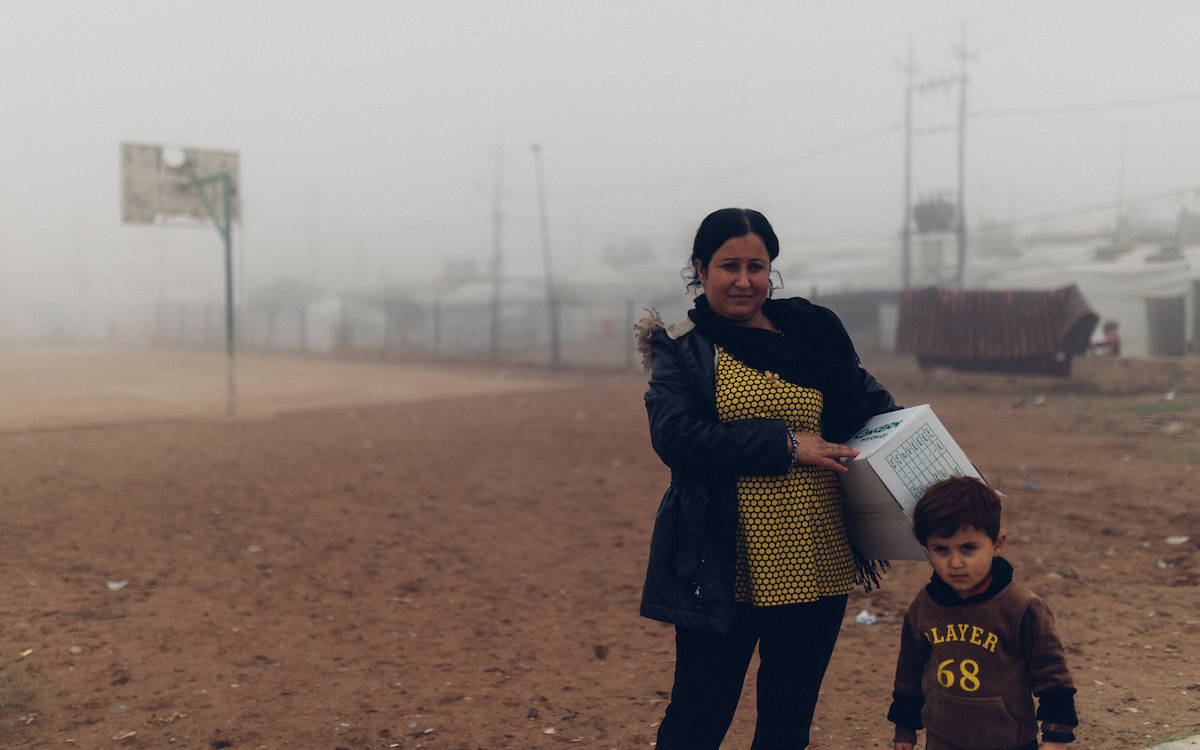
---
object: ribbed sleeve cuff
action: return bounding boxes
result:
[1041,724,1075,743]
[1034,686,1079,727]
[887,692,924,730]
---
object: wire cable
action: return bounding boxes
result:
[972,91,1200,118]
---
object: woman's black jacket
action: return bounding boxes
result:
[637,305,898,634]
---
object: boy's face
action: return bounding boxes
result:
[925,526,1007,598]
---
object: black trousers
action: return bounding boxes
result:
[655,595,848,750]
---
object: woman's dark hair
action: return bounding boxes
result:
[684,208,780,291]
[911,476,1002,545]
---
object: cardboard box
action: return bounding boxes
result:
[838,404,980,560]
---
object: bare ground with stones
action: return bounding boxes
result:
[0,356,1198,749]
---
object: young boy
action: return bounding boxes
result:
[887,476,1078,750]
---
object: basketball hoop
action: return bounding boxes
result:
[121,142,241,415]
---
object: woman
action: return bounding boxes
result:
[636,208,900,750]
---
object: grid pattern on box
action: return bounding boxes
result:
[884,424,965,500]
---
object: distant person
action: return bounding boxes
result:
[887,476,1078,750]
[636,207,900,749]
[1090,320,1120,357]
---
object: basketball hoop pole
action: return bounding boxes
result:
[179,171,236,416]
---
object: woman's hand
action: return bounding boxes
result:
[788,431,859,473]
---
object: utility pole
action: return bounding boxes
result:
[899,35,916,289]
[489,143,503,361]
[531,143,560,368]
[903,36,968,288]
[952,22,976,287]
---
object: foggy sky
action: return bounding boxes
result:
[1,0,1198,310]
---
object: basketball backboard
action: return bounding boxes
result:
[121,143,240,224]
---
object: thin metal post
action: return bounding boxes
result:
[1116,123,1128,245]
[953,22,972,287]
[299,303,308,353]
[182,171,237,415]
[489,144,503,361]
[382,298,393,358]
[532,143,559,368]
[222,175,235,416]
[900,35,916,289]
[432,296,442,353]
[625,298,635,371]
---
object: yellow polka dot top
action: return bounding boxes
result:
[714,348,856,605]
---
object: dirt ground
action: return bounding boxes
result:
[0,350,1198,750]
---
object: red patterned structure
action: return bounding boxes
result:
[896,285,1099,376]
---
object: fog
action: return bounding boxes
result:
[1,1,1198,355]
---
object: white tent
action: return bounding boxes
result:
[984,245,1198,357]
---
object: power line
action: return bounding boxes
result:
[563,123,901,197]
[535,90,1200,201]
[972,91,1200,118]
[979,183,1200,231]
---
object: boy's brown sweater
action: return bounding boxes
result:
[888,557,1077,748]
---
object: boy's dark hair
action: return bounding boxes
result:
[911,476,1002,545]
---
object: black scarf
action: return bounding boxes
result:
[688,294,873,443]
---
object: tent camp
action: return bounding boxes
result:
[896,285,1099,376]
[980,245,1198,358]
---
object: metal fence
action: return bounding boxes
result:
[1,290,894,371]
[143,294,692,370]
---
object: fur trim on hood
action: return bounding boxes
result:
[634,310,664,372]
[634,309,695,371]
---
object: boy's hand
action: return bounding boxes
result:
[893,744,914,750]
[1040,743,1069,750]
